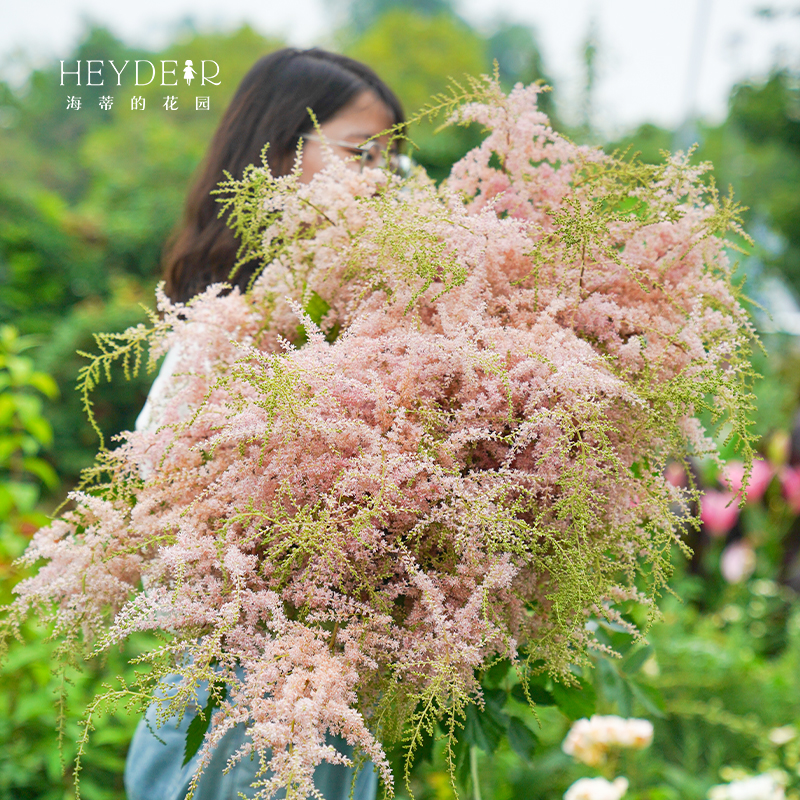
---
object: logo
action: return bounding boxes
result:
[59,59,221,86]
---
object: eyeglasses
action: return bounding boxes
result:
[300,133,412,178]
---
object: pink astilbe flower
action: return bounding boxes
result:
[1,76,757,799]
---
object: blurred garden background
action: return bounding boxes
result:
[3,0,800,798]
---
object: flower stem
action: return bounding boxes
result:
[470,746,482,800]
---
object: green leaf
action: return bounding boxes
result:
[182,682,227,766]
[511,681,555,706]
[617,679,633,717]
[551,677,596,720]
[630,681,666,718]
[304,291,330,326]
[21,415,52,448]
[622,646,653,676]
[507,716,538,760]
[22,456,60,490]
[463,694,508,753]
[27,371,59,399]
[5,481,39,514]
[484,658,512,687]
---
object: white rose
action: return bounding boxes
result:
[564,776,629,800]
[707,773,785,800]
[624,718,654,749]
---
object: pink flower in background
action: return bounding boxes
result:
[700,490,739,537]
[781,466,800,514]
[723,459,773,503]
[720,540,757,583]
[665,462,687,488]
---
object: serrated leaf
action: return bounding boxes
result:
[507,716,538,760]
[484,658,512,687]
[483,687,507,714]
[551,677,596,720]
[463,698,507,753]
[511,682,555,706]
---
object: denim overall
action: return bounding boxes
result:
[124,674,379,800]
[127,357,379,800]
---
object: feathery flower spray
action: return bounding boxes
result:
[1,76,757,799]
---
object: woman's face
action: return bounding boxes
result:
[298,89,396,184]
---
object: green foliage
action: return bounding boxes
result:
[0,629,149,800]
[39,279,157,471]
[336,0,457,35]
[343,9,490,181]
[0,326,58,560]
[727,71,800,294]
[609,69,800,295]
[182,681,228,767]
[730,71,800,154]
[0,328,148,800]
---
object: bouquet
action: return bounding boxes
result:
[1,76,756,799]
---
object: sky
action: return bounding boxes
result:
[1,0,799,134]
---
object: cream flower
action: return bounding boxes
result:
[562,716,654,765]
[708,773,785,800]
[564,776,629,800]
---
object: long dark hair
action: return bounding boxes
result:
[163,48,405,303]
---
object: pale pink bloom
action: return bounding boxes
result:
[564,776,629,800]
[720,540,757,584]
[5,77,755,799]
[701,490,740,537]
[562,718,607,766]
[619,718,654,749]
[723,459,773,503]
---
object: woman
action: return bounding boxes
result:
[125,46,405,800]
[163,46,405,305]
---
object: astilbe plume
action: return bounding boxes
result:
[1,76,756,799]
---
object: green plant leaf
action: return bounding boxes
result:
[506,716,538,760]
[511,680,556,706]
[551,677,596,720]
[462,694,508,753]
[622,646,653,675]
[304,291,330,326]
[182,683,227,767]
[630,681,666,718]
